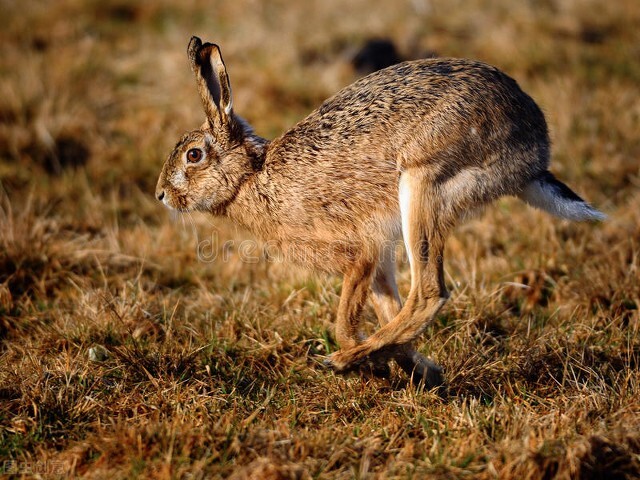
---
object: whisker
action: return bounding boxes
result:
[187,211,200,243]
[179,211,187,234]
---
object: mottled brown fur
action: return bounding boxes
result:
[156,37,603,387]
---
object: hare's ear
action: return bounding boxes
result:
[187,37,233,130]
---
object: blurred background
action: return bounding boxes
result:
[1,0,639,477]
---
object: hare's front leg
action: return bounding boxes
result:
[369,253,443,388]
[331,260,390,377]
[329,171,451,380]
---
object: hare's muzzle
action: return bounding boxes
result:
[155,174,167,203]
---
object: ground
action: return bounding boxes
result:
[1,0,639,478]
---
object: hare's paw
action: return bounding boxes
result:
[323,351,358,374]
[395,350,444,389]
[325,347,391,378]
[324,346,369,373]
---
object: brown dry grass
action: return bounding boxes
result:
[1,0,639,478]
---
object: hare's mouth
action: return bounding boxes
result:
[161,199,178,211]
[160,192,191,212]
[164,203,191,213]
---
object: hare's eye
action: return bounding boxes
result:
[186,148,204,163]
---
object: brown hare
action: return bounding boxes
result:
[156,37,605,388]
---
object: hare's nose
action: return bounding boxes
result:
[157,190,165,201]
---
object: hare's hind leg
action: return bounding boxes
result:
[329,169,451,377]
[370,253,443,387]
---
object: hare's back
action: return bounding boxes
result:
[276,58,547,164]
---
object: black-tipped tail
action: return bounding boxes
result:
[518,171,606,221]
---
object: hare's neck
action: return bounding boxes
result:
[224,142,282,240]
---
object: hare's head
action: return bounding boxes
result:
[156,37,265,213]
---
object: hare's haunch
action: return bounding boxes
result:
[156,37,604,387]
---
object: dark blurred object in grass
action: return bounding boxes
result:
[352,38,402,75]
[352,38,437,75]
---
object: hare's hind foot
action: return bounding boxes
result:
[327,345,443,389]
[360,357,392,379]
[394,347,444,389]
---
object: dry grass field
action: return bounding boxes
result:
[1,0,639,478]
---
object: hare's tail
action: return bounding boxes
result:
[518,171,606,221]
